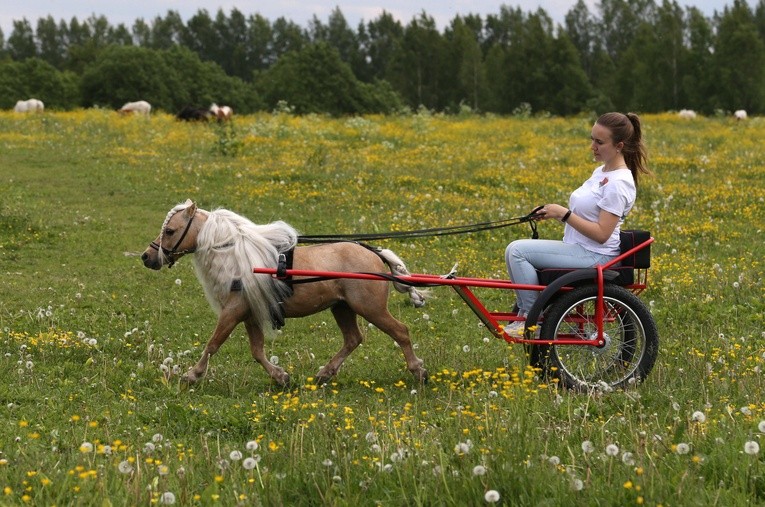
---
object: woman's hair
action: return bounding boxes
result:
[597,112,650,187]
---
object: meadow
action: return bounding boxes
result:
[0,109,763,506]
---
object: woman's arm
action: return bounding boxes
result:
[539,204,620,244]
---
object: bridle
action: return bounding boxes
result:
[148,210,197,268]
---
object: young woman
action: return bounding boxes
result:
[504,112,650,334]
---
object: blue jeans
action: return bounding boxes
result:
[505,239,616,314]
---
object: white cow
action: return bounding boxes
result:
[210,103,233,121]
[678,109,697,119]
[734,109,748,120]
[14,99,44,113]
[118,100,152,116]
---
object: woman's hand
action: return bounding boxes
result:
[539,204,569,221]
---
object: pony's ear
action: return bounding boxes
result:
[183,200,197,217]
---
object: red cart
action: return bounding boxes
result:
[255,230,657,390]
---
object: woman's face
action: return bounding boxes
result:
[590,122,622,164]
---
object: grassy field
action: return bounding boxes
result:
[0,109,764,506]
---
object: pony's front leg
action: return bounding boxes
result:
[244,319,290,387]
[183,297,246,384]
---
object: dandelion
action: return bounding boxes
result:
[571,478,584,491]
[472,465,487,476]
[745,441,760,455]
[676,443,690,455]
[758,421,765,433]
[243,457,258,470]
[548,456,560,466]
[365,432,377,443]
[621,452,635,466]
[158,465,170,476]
[175,279,182,286]
[79,442,94,453]
[581,440,595,454]
[454,441,472,454]
[605,444,619,457]
[322,459,333,467]
[691,411,706,423]
[230,450,243,461]
[741,406,752,416]
[484,490,500,503]
[270,356,279,365]
[118,461,134,474]
[246,440,259,451]
[144,442,156,453]
[160,491,176,505]
[463,345,470,353]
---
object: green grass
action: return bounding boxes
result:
[0,110,764,505]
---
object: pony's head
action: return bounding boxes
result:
[142,199,203,270]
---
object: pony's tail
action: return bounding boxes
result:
[376,248,428,308]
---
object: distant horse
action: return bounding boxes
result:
[210,103,233,122]
[177,106,212,122]
[14,99,44,113]
[119,100,151,116]
[141,200,428,387]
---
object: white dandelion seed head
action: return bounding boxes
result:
[270,355,279,365]
[158,465,170,476]
[371,444,381,453]
[605,444,619,457]
[758,421,765,433]
[230,450,243,461]
[676,443,690,455]
[741,406,753,416]
[621,452,635,466]
[152,433,164,443]
[79,442,94,453]
[175,279,182,286]
[383,463,393,472]
[484,490,500,503]
[322,459,333,467]
[581,440,595,453]
[422,314,430,321]
[160,491,176,505]
[365,432,377,443]
[88,338,97,347]
[571,478,584,491]
[462,345,470,353]
[246,440,259,451]
[548,456,560,466]
[143,442,156,453]
[472,465,487,476]
[243,457,257,470]
[745,441,760,455]
[118,460,134,474]
[691,411,706,423]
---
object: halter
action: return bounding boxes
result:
[148,209,197,268]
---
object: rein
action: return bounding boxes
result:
[297,206,544,243]
[148,211,197,268]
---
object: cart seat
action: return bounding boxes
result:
[536,230,651,286]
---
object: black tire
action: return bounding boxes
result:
[538,284,659,390]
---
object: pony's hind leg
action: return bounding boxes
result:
[315,303,364,385]
[244,319,290,387]
[365,309,428,384]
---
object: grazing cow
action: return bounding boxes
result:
[734,109,748,121]
[14,99,44,113]
[678,109,697,120]
[210,103,233,122]
[119,101,152,116]
[177,106,212,122]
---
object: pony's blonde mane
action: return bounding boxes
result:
[192,207,298,334]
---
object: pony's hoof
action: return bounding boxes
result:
[274,373,291,389]
[413,369,429,384]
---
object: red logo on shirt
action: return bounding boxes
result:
[599,177,609,187]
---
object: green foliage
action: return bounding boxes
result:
[257,42,402,115]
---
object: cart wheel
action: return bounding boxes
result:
[539,284,659,390]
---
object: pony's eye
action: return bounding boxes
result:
[165,228,175,236]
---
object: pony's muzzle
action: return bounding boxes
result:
[141,250,162,270]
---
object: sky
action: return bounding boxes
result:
[0,0,749,37]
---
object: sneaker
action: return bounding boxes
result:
[504,319,526,336]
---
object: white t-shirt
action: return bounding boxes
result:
[562,166,636,256]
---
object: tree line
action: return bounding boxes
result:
[1,0,763,116]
